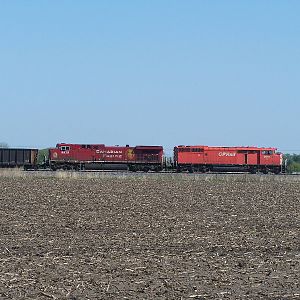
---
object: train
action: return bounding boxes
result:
[0,142,285,174]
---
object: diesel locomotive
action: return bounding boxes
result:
[49,143,163,172]
[174,145,283,174]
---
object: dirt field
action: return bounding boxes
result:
[0,175,299,299]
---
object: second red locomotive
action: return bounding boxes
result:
[174,145,283,174]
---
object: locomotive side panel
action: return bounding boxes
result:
[175,147,205,164]
[246,152,259,165]
[205,148,239,165]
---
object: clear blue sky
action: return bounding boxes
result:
[0,1,299,154]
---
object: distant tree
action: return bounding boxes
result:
[283,154,300,173]
[37,148,49,164]
[0,142,8,148]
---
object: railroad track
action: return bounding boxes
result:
[2,169,300,182]
[25,169,299,176]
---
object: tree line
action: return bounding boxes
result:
[0,142,9,148]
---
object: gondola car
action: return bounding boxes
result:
[0,148,38,169]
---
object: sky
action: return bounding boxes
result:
[0,1,299,154]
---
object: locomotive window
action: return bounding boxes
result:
[262,150,273,155]
[81,145,91,149]
[179,148,191,152]
[60,146,70,151]
[192,148,202,152]
[179,148,203,152]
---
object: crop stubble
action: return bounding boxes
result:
[0,176,299,299]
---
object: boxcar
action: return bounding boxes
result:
[0,148,38,169]
[174,145,283,174]
[49,143,164,171]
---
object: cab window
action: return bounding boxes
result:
[262,150,273,155]
[60,146,70,151]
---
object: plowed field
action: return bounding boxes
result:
[0,176,299,299]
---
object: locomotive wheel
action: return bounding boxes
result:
[274,168,281,175]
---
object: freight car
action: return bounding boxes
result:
[0,148,38,169]
[174,145,283,174]
[49,143,164,171]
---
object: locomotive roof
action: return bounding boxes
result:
[56,143,163,149]
[135,146,163,150]
[176,145,278,151]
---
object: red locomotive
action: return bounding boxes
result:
[174,145,283,174]
[49,143,164,171]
